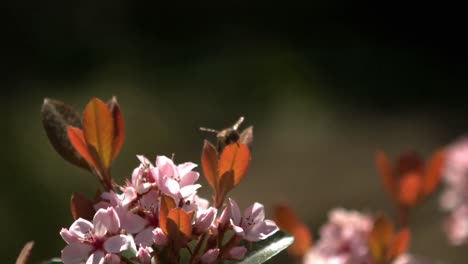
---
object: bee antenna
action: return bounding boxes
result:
[200,127,219,133]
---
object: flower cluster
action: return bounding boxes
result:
[41,97,279,264]
[440,137,468,245]
[275,206,432,264]
[61,155,278,264]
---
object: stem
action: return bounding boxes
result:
[189,233,207,264]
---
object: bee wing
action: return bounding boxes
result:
[232,116,245,130]
[239,126,253,150]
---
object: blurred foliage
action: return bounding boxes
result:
[3,2,468,263]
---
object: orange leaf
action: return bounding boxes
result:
[397,173,422,207]
[67,126,98,170]
[219,143,250,187]
[369,215,394,262]
[201,140,218,189]
[273,204,301,233]
[159,194,176,235]
[71,192,95,221]
[108,96,125,161]
[289,224,313,258]
[215,170,235,208]
[167,208,193,248]
[15,241,34,264]
[375,151,395,196]
[422,150,445,197]
[82,98,114,169]
[387,229,410,261]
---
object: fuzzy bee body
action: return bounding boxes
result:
[200,117,253,153]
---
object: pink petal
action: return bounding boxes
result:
[194,207,217,233]
[121,187,137,207]
[68,218,93,239]
[218,207,230,227]
[224,246,247,260]
[86,250,104,264]
[104,235,131,253]
[201,248,220,264]
[179,184,202,199]
[230,222,245,237]
[179,171,199,187]
[137,247,153,264]
[156,156,177,177]
[60,228,80,244]
[245,220,279,242]
[104,253,120,264]
[177,162,198,176]
[116,206,147,234]
[244,202,265,226]
[61,243,93,264]
[137,155,152,166]
[93,208,120,238]
[228,198,242,225]
[135,227,155,247]
[153,227,168,246]
[140,190,160,211]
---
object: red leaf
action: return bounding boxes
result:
[166,208,193,248]
[289,224,313,258]
[201,140,218,189]
[15,241,34,264]
[71,192,96,221]
[397,173,422,207]
[67,126,98,170]
[108,96,125,161]
[422,150,445,197]
[375,151,395,197]
[274,204,301,233]
[387,229,410,261]
[369,215,394,262]
[219,143,250,187]
[159,194,176,235]
[82,98,114,169]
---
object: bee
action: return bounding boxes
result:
[200,116,253,153]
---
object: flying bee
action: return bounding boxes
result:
[200,116,253,153]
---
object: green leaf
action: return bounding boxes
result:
[222,231,294,264]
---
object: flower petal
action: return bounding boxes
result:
[179,171,199,187]
[179,184,202,199]
[61,243,93,264]
[244,202,265,225]
[201,248,220,264]
[104,235,131,253]
[68,218,93,239]
[245,220,279,242]
[86,249,105,264]
[93,208,120,238]
[228,198,242,225]
[135,227,155,247]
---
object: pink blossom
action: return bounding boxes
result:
[137,246,153,264]
[153,156,201,202]
[223,246,247,260]
[131,155,156,195]
[193,207,217,234]
[304,208,373,264]
[228,198,279,242]
[440,137,468,245]
[153,227,168,246]
[60,208,133,264]
[201,248,220,264]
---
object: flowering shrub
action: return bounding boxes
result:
[23,97,293,264]
[14,96,468,263]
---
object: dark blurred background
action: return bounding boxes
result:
[4,3,468,263]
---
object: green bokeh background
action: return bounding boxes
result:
[4,4,468,263]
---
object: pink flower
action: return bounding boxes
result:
[137,246,153,264]
[60,207,133,264]
[131,155,156,195]
[223,246,247,260]
[194,207,217,234]
[304,208,373,264]
[228,198,279,242]
[201,248,220,264]
[153,156,201,202]
[440,137,468,245]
